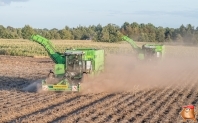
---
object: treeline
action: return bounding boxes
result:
[0,22,198,44]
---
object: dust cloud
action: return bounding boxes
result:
[81,51,198,94]
[22,79,43,93]
[22,45,198,94]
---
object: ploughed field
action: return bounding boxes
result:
[1,45,198,123]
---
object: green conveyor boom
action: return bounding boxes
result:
[121,35,144,60]
[121,36,140,49]
[30,35,65,64]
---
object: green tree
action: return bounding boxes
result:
[0,25,7,38]
[121,22,131,35]
[101,29,109,42]
[16,28,22,38]
[147,33,156,42]
[21,25,35,39]
[130,22,139,40]
[179,24,186,37]
[49,28,60,39]
[58,29,72,39]
[72,28,82,40]
[155,27,165,42]
[97,23,120,42]
[164,28,174,42]
[138,33,149,42]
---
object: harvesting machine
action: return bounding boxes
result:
[121,35,165,61]
[30,35,105,92]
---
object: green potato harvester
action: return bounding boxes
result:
[30,35,105,92]
[121,35,165,61]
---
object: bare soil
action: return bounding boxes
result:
[0,46,198,123]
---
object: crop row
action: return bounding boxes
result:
[0,40,133,56]
[1,39,198,58]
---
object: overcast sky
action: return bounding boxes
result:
[0,0,198,29]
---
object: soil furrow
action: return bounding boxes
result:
[1,93,78,123]
[27,93,111,123]
[158,81,196,122]
[60,90,151,123]
[134,71,193,122]
[93,88,163,123]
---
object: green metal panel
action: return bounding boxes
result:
[93,49,105,73]
[42,79,80,92]
[89,49,104,73]
[55,64,65,75]
[70,48,105,74]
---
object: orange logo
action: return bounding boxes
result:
[180,104,196,122]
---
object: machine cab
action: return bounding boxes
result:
[65,50,84,79]
[142,44,164,60]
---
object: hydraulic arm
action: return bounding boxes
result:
[30,35,65,64]
[121,36,140,50]
[121,35,144,60]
